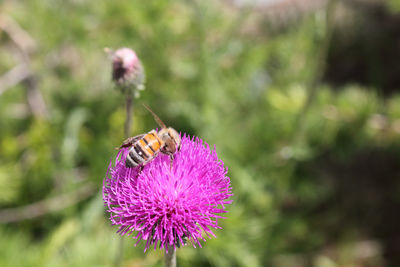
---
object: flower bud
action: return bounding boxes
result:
[110,47,145,97]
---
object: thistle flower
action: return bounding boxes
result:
[103,135,233,251]
[110,47,145,97]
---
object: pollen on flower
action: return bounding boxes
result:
[103,135,233,252]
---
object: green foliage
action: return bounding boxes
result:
[389,0,400,13]
[0,0,399,266]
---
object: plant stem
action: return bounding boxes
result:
[124,94,133,138]
[164,245,176,267]
[114,237,124,267]
[114,93,134,267]
[0,182,95,223]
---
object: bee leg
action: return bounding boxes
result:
[160,149,175,169]
[169,154,174,169]
[137,165,144,176]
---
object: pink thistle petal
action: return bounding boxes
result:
[103,135,233,251]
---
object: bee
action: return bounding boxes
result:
[119,104,181,168]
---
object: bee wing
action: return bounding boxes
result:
[116,134,146,149]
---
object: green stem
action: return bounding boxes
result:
[124,94,133,138]
[114,237,124,267]
[164,245,176,267]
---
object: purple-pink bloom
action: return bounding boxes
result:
[103,135,233,251]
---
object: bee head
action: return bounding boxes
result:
[159,127,181,155]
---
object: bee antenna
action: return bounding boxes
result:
[143,104,167,129]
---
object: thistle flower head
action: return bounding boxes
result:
[103,135,233,251]
[110,47,145,97]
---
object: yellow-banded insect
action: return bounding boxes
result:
[119,105,181,168]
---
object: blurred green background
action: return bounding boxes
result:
[1,0,400,266]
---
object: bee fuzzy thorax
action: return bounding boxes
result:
[158,127,181,155]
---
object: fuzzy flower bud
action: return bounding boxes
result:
[103,135,233,251]
[110,47,145,97]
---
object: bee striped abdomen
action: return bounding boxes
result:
[125,130,164,168]
[144,131,162,153]
[134,143,149,160]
